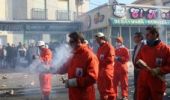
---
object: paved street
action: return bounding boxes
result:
[0,62,132,100]
[0,63,170,100]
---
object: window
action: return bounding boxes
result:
[111,27,120,46]
[31,8,46,20]
[50,34,66,43]
[159,26,167,43]
[139,26,147,34]
[167,27,170,45]
[121,27,130,49]
[131,27,140,48]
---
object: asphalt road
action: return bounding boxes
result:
[0,63,170,100]
[0,64,133,100]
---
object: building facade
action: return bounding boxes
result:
[133,0,170,6]
[0,0,88,44]
[77,3,170,53]
[1,0,89,21]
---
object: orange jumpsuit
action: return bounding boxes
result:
[114,45,130,98]
[39,48,52,96]
[137,41,170,100]
[66,44,99,100]
[97,42,116,100]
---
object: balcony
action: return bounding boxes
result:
[56,10,70,21]
[31,8,82,21]
[31,8,47,20]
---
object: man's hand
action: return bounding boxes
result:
[61,78,77,88]
[150,67,160,76]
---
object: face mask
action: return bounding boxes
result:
[146,39,160,47]
[116,42,122,47]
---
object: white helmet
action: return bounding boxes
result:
[45,44,49,48]
[84,40,89,44]
[95,32,105,37]
[37,41,45,46]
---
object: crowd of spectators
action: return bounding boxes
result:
[0,41,59,69]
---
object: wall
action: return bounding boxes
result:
[1,0,89,20]
[0,0,6,20]
[27,0,44,19]
[77,0,89,13]
[47,0,58,20]
[12,0,27,20]
[77,4,112,31]
[13,32,24,44]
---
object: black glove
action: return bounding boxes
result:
[115,56,121,61]
[32,55,39,60]
[61,78,77,88]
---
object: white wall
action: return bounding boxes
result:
[47,0,59,20]
[77,4,112,31]
[0,0,6,20]
[12,0,27,20]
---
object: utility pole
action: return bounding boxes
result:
[44,0,47,20]
[76,0,79,16]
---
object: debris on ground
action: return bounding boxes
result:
[24,74,28,78]
[1,84,7,88]
[0,90,15,96]
[2,75,8,79]
[30,81,35,86]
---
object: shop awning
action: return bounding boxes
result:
[109,18,170,26]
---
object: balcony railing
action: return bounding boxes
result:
[56,10,84,21]
[31,8,47,20]
[31,8,82,21]
[56,10,70,21]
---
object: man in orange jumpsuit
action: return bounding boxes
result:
[114,36,130,100]
[57,32,99,100]
[136,26,170,100]
[95,32,116,100]
[37,41,52,100]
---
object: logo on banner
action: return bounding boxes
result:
[94,12,105,24]
[112,4,126,18]
[129,7,158,19]
[129,7,144,19]
[161,11,170,19]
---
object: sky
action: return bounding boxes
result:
[90,0,136,10]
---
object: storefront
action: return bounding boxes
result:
[0,21,81,44]
[77,3,170,53]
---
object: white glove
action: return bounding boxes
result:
[64,78,77,88]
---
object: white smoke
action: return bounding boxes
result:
[29,59,41,73]
[51,43,73,71]
[28,43,73,74]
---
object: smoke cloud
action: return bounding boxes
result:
[51,43,73,71]
[27,43,73,74]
